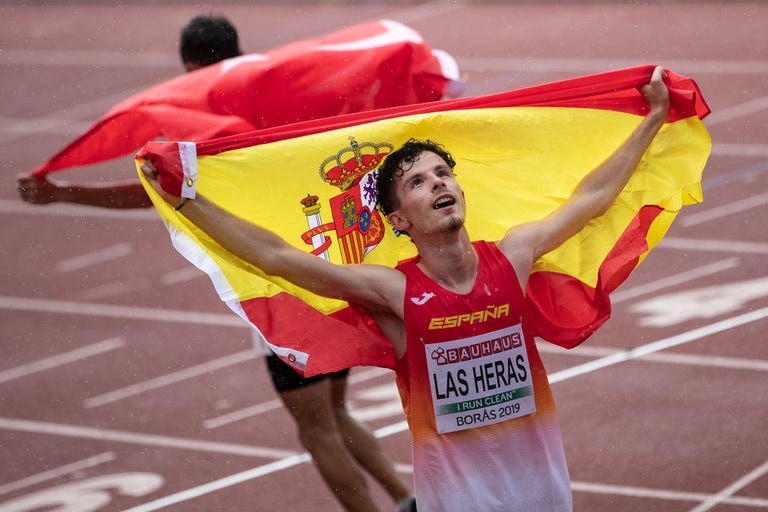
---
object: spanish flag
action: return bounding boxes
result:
[31,20,460,176]
[138,65,711,377]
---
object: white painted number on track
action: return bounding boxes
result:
[630,276,768,327]
[0,473,163,512]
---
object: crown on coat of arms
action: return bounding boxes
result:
[300,194,319,207]
[319,137,393,191]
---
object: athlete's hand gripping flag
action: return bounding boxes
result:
[137,65,711,377]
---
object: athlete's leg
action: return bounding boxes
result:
[279,379,380,512]
[266,354,379,512]
[329,375,414,506]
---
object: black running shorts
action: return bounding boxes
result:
[265,354,350,392]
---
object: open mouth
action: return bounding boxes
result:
[433,196,455,209]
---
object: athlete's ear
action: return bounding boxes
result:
[388,211,410,232]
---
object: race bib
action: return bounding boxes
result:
[425,324,536,434]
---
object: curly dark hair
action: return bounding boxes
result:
[375,138,456,218]
[179,15,241,68]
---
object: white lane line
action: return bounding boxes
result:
[688,459,768,512]
[84,350,259,408]
[0,49,177,68]
[348,366,392,383]
[0,452,115,496]
[711,142,768,157]
[0,199,158,221]
[162,312,768,510]
[538,343,768,373]
[78,278,153,301]
[572,480,768,508]
[383,1,464,24]
[657,237,768,254]
[0,117,92,137]
[121,453,312,512]
[0,90,147,145]
[374,306,768,438]
[393,462,413,475]
[203,365,393,429]
[372,421,408,438]
[0,337,126,384]
[122,468,768,512]
[680,191,768,227]
[548,307,768,383]
[0,296,244,327]
[120,451,414,512]
[160,267,204,286]
[0,417,296,460]
[705,96,768,126]
[703,161,768,192]
[351,399,406,423]
[4,48,765,76]
[203,399,284,430]
[25,307,768,511]
[457,57,768,75]
[611,258,740,303]
[55,242,133,273]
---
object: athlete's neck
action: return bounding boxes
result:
[414,230,478,294]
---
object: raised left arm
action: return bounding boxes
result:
[499,65,670,287]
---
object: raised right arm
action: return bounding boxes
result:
[141,161,405,316]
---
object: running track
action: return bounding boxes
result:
[1,2,767,511]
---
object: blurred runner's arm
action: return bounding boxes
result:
[17,173,152,208]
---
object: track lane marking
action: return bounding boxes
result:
[680,191,768,227]
[203,365,393,429]
[688,459,768,512]
[0,199,158,220]
[55,242,133,273]
[705,95,768,126]
[115,307,768,510]
[456,57,768,75]
[203,399,284,430]
[0,338,125,384]
[160,267,204,286]
[658,237,768,254]
[120,454,312,512]
[0,452,115,496]
[4,49,767,75]
[548,307,768,383]
[538,343,768,372]
[572,481,768,508]
[611,258,740,303]
[0,296,243,327]
[83,350,259,408]
[0,417,296,459]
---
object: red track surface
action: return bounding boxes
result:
[1,2,767,511]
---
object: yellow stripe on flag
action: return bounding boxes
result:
[138,66,712,373]
[145,106,708,299]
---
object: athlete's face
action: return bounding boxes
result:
[387,151,466,236]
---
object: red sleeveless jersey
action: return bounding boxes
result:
[394,240,572,511]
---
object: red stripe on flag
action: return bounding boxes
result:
[139,66,710,196]
[172,65,710,159]
[526,205,664,348]
[240,293,393,376]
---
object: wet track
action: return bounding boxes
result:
[1,2,767,511]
